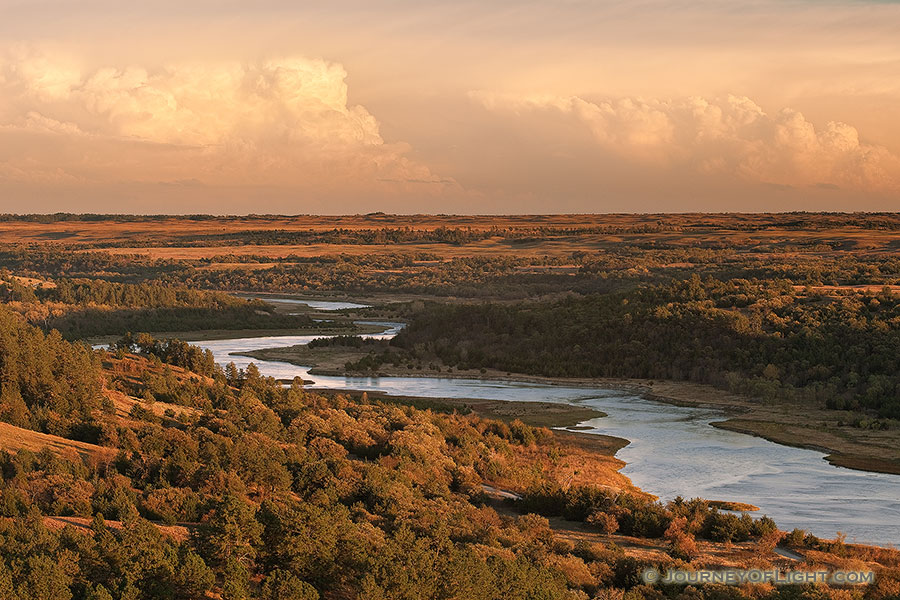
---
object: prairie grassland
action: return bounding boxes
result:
[2,213,899,255]
[0,422,111,462]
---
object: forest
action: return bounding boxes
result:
[394,276,900,418]
[1,306,897,599]
[0,307,103,440]
[0,274,321,339]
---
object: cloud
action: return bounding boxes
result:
[0,49,452,203]
[472,92,900,194]
[0,45,896,213]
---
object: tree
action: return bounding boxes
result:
[261,570,319,600]
[196,494,262,567]
[84,585,114,600]
[221,557,251,600]
[19,555,73,600]
[174,550,215,599]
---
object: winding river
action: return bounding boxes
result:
[195,300,900,548]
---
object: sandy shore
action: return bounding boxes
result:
[623,379,900,476]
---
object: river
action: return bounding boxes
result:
[194,300,900,548]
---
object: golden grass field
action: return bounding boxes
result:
[0,422,111,463]
[3,214,899,261]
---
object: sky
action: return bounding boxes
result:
[0,0,899,214]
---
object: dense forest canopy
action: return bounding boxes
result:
[394,277,900,418]
[0,275,319,339]
[0,307,103,439]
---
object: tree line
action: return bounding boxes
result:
[0,275,318,339]
[394,276,900,418]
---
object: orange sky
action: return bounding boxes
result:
[0,1,898,213]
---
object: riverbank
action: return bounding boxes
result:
[621,379,900,476]
[84,321,389,347]
[242,342,900,476]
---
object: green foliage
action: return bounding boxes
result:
[518,484,778,544]
[308,335,380,349]
[44,279,249,310]
[196,494,262,567]
[174,550,215,599]
[261,569,319,600]
[396,277,900,417]
[0,306,103,438]
[117,333,218,377]
[221,556,252,600]
[1,275,319,338]
[0,277,37,303]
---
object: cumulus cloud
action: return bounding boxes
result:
[472,91,900,193]
[1,45,896,213]
[0,49,451,205]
